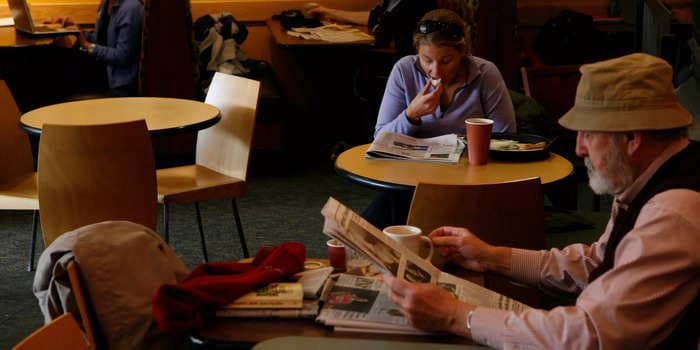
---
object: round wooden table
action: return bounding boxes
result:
[19,97,221,136]
[335,144,574,191]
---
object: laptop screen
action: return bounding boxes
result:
[7,0,36,33]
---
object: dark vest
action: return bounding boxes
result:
[589,141,700,348]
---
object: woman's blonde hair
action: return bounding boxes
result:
[413,9,470,52]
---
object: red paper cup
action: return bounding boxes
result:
[327,239,347,273]
[465,118,494,165]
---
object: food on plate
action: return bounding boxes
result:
[490,139,546,151]
[430,78,441,87]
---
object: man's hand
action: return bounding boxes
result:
[384,274,474,336]
[429,226,510,274]
[405,79,442,123]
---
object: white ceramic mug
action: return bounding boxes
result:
[382,225,433,260]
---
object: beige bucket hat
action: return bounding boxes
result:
[558,53,692,131]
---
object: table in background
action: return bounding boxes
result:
[0,26,54,47]
[264,19,392,151]
[20,97,221,136]
[265,19,375,48]
[335,144,574,191]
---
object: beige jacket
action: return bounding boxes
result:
[33,221,189,349]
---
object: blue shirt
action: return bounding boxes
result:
[85,0,143,89]
[374,55,517,138]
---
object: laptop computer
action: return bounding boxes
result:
[8,0,80,36]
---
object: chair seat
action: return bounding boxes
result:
[0,173,39,210]
[157,164,246,204]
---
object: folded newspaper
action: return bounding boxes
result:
[366,132,464,163]
[320,197,529,333]
[287,24,374,43]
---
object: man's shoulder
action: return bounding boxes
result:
[645,189,700,226]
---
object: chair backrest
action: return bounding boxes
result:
[12,313,89,350]
[67,261,100,350]
[197,73,261,181]
[408,178,544,249]
[407,178,545,305]
[0,80,34,186]
[37,120,157,246]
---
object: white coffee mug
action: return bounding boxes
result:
[382,225,433,260]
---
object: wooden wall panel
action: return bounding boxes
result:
[0,0,376,23]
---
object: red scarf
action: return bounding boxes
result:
[152,242,305,332]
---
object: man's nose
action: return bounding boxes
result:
[575,132,587,157]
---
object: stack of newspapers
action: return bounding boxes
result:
[365,132,464,163]
[318,197,529,334]
[214,266,333,318]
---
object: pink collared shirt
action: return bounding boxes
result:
[470,138,700,349]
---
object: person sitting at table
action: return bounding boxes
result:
[52,0,144,97]
[361,9,516,229]
[374,8,516,138]
[306,0,436,54]
[384,53,700,349]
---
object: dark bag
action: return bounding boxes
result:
[533,10,603,65]
[193,13,248,45]
[368,0,436,54]
[272,10,322,29]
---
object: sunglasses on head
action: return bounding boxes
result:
[416,20,464,39]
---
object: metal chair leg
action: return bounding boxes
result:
[231,199,249,258]
[194,202,209,262]
[27,210,39,272]
[162,204,170,243]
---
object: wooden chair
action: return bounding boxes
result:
[67,261,102,350]
[407,178,545,306]
[37,120,157,246]
[0,80,40,271]
[157,73,260,260]
[12,313,89,350]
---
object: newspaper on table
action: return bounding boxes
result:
[365,131,464,163]
[287,24,374,43]
[319,197,529,333]
[316,273,428,334]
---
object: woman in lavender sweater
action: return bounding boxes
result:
[374,9,516,138]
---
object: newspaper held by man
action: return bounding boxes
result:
[320,197,528,333]
[365,132,464,163]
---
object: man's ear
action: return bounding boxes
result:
[624,131,643,155]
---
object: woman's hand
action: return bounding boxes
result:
[429,226,510,274]
[384,274,474,336]
[405,80,442,123]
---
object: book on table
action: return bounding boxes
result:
[214,266,333,318]
[365,131,464,163]
[318,197,530,334]
[222,282,304,309]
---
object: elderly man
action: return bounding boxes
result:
[385,53,700,349]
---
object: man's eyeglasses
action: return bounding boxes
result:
[415,20,464,40]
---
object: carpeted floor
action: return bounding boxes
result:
[0,152,611,348]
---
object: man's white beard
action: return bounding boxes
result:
[585,142,636,195]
